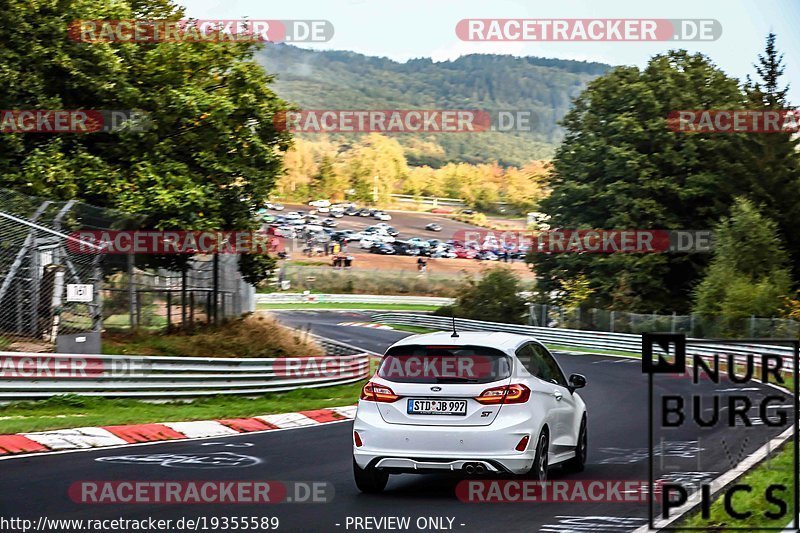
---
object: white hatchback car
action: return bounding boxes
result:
[352,331,587,492]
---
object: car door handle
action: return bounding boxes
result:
[553,391,563,401]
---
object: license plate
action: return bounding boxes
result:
[407,399,467,416]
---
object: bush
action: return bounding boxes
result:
[445,267,528,324]
[103,315,324,358]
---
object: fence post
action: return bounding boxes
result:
[749,315,756,337]
[542,304,547,327]
[212,254,219,325]
[127,254,137,328]
[690,314,695,335]
[181,269,187,329]
[166,291,172,332]
[610,310,615,332]
[671,312,677,333]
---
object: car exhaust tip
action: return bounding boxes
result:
[464,464,475,474]
[475,464,486,474]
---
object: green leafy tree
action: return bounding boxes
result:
[738,33,800,281]
[0,0,292,282]
[693,198,792,326]
[530,51,753,312]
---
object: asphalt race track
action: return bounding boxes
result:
[0,311,794,533]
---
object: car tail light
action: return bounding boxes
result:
[475,384,531,405]
[354,431,363,447]
[360,382,400,403]
[515,435,530,452]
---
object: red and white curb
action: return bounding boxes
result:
[338,321,394,330]
[0,405,357,457]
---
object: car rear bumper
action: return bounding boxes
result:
[353,402,539,475]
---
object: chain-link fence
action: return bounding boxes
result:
[528,303,800,339]
[0,188,255,352]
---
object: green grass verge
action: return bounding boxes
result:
[0,381,365,434]
[678,442,795,530]
[388,324,437,334]
[545,343,640,357]
[257,302,439,311]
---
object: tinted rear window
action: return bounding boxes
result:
[378,345,512,384]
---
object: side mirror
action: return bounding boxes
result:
[568,373,586,392]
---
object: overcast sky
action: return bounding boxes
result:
[180,0,800,102]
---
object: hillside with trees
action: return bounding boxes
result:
[256,44,611,166]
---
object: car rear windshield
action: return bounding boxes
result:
[378,345,512,384]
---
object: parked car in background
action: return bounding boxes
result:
[370,243,396,255]
[375,212,392,221]
[407,237,431,248]
[266,202,284,211]
[323,218,338,228]
[425,223,442,232]
[346,206,360,216]
[358,208,372,217]
[309,199,331,208]
[475,250,499,261]
[284,211,302,220]
[455,247,478,259]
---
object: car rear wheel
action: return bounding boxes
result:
[353,458,389,493]
[564,417,587,473]
[529,431,549,481]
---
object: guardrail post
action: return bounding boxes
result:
[671,312,677,333]
[749,315,756,337]
[610,310,615,332]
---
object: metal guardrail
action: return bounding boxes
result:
[0,334,374,401]
[257,293,454,306]
[371,313,798,372]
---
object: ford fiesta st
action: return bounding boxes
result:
[352,331,588,492]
